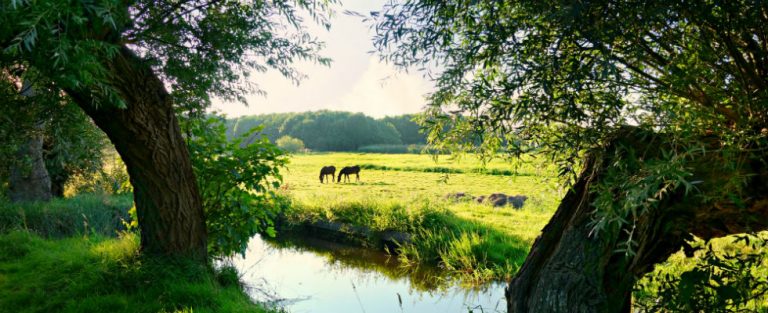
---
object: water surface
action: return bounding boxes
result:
[232,234,507,313]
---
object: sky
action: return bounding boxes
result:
[210,0,433,119]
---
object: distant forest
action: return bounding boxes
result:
[226,111,427,152]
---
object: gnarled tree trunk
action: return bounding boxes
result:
[67,46,208,262]
[506,129,768,313]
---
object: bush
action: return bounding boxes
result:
[275,135,305,153]
[184,116,288,258]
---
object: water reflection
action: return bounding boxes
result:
[232,234,506,313]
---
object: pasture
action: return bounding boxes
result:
[281,152,561,209]
[277,152,563,281]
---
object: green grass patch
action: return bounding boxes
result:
[0,194,133,237]
[0,230,271,313]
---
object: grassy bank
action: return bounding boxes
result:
[0,230,270,313]
[282,198,544,283]
[0,195,274,313]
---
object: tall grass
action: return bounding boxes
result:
[281,197,534,283]
[0,194,133,237]
[0,230,272,313]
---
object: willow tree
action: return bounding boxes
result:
[373,1,768,312]
[1,0,331,261]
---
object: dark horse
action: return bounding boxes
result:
[337,165,360,183]
[319,166,336,183]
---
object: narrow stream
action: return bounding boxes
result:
[231,234,507,313]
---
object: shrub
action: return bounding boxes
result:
[275,135,305,153]
[184,116,288,258]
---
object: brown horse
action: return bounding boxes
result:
[337,165,360,183]
[319,166,336,183]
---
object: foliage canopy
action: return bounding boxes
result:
[373,0,768,247]
[1,0,333,111]
[373,0,766,160]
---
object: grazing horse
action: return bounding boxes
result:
[319,166,336,183]
[337,165,360,183]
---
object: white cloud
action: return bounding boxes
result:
[209,0,433,119]
[330,57,431,118]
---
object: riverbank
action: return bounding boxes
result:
[0,195,273,313]
[278,197,551,284]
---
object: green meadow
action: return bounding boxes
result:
[277,152,563,282]
[282,152,561,205]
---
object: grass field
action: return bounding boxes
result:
[282,152,562,209]
[276,152,563,282]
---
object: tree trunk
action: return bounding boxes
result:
[506,129,768,313]
[67,46,208,262]
[8,121,52,202]
[8,80,52,202]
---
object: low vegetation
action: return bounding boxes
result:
[0,230,270,313]
[0,194,133,237]
[283,198,537,282]
[0,193,278,313]
[356,144,425,154]
[2,149,765,311]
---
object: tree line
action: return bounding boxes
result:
[227,111,427,151]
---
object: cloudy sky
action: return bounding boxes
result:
[211,0,433,118]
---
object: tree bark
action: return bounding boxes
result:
[506,129,768,313]
[8,80,52,202]
[8,121,52,202]
[67,46,208,262]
